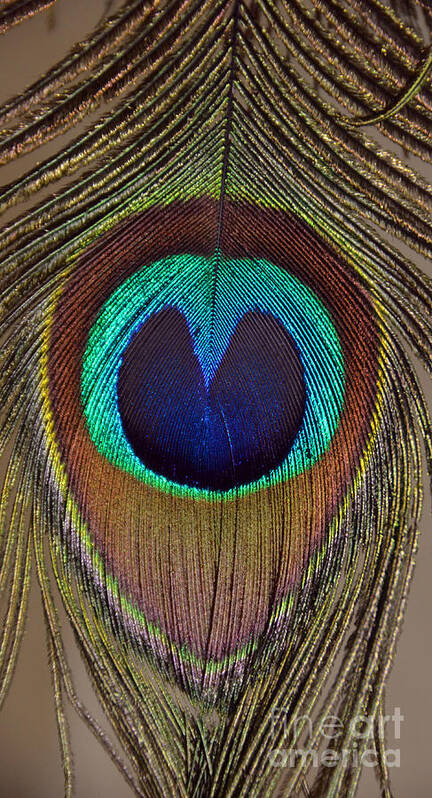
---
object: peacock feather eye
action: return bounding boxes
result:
[45,198,380,679]
[83,252,342,492]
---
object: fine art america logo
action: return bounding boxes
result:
[269,707,403,769]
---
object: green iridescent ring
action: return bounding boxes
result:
[82,252,345,497]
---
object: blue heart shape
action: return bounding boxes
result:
[117,306,306,490]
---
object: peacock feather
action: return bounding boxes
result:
[0,0,431,795]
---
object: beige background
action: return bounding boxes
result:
[0,2,430,795]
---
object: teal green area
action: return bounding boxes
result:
[81,253,345,497]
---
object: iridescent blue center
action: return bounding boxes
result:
[117,307,306,490]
